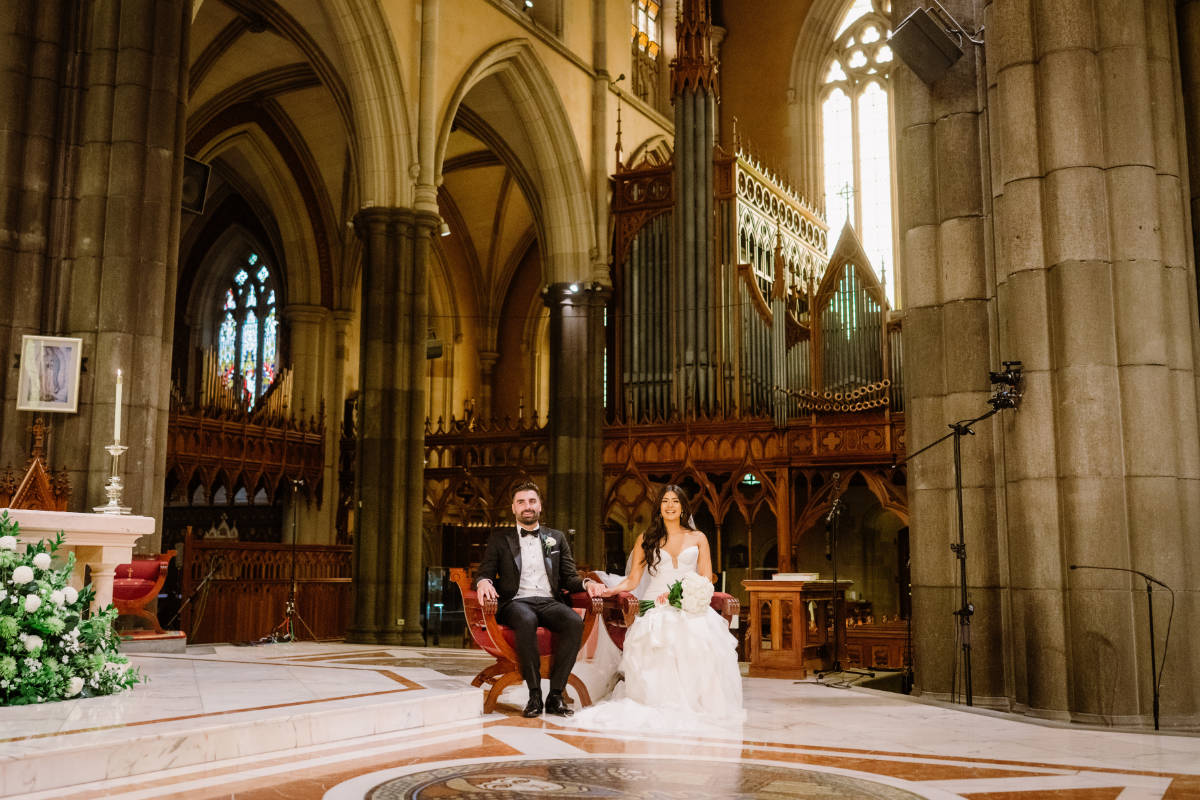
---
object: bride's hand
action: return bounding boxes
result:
[656,591,669,605]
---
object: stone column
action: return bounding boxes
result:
[544,282,609,569]
[477,350,498,419]
[283,304,333,543]
[350,207,437,646]
[894,0,1003,706]
[989,0,1200,726]
[54,0,189,543]
[0,2,69,468]
[1180,1,1200,280]
[330,308,356,542]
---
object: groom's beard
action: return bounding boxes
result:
[517,509,540,525]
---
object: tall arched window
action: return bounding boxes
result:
[631,0,663,109]
[218,253,280,408]
[821,0,896,306]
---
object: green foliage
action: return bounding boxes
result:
[637,578,684,616]
[0,511,143,705]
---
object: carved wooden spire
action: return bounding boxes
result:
[671,0,718,96]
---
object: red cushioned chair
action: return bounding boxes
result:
[113,551,176,634]
[449,568,603,714]
[588,572,740,650]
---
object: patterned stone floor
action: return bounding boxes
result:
[2,643,1198,799]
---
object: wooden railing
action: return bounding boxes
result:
[180,532,352,643]
[166,400,325,506]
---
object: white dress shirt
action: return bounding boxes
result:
[514,526,553,599]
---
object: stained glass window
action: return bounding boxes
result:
[217,253,280,409]
[822,0,897,307]
[218,313,236,382]
[631,0,662,108]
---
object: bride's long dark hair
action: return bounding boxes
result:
[641,484,694,575]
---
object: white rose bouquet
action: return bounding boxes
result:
[637,571,715,616]
[0,512,143,705]
[679,571,715,614]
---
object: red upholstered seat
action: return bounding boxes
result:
[499,625,557,654]
[588,573,740,651]
[113,551,175,634]
[449,568,601,714]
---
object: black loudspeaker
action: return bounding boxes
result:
[181,156,211,214]
[889,7,964,85]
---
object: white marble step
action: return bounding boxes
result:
[0,643,484,796]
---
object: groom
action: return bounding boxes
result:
[476,481,603,717]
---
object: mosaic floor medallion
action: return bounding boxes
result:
[364,757,927,799]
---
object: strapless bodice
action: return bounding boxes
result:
[643,545,700,597]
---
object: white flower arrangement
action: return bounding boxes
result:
[0,511,143,706]
[543,536,556,552]
[638,571,716,616]
[679,571,715,614]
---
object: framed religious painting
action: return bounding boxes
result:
[16,335,83,413]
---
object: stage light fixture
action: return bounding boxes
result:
[438,222,451,237]
[888,2,982,85]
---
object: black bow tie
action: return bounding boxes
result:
[519,529,540,538]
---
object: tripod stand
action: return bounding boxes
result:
[897,361,1023,707]
[266,479,316,643]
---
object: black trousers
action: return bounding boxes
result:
[497,595,584,694]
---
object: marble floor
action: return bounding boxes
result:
[1,643,1198,799]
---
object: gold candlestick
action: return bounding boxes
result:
[94,442,131,514]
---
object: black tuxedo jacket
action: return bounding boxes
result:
[475,526,585,605]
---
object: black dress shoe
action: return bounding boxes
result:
[544,692,573,717]
[522,692,543,718]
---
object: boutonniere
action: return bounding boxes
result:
[543,536,555,552]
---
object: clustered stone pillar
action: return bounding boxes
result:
[898,0,1200,724]
[894,0,1004,706]
[350,207,438,646]
[284,303,334,544]
[0,1,65,469]
[990,0,1199,725]
[1181,1,1200,280]
[544,282,609,569]
[0,0,190,545]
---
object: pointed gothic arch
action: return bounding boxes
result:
[435,40,596,285]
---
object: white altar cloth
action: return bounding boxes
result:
[2,508,154,612]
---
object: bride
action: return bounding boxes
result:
[568,485,744,732]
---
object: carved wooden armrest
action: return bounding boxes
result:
[600,591,640,627]
[712,592,739,625]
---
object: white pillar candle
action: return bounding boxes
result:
[114,369,123,444]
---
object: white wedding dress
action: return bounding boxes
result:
[567,545,744,733]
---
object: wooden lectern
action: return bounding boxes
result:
[743,579,852,679]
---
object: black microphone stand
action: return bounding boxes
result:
[168,552,222,636]
[265,479,317,643]
[1069,564,1173,730]
[820,477,846,675]
[895,362,1022,707]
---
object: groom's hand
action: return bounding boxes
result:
[585,579,605,598]
[477,579,498,603]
